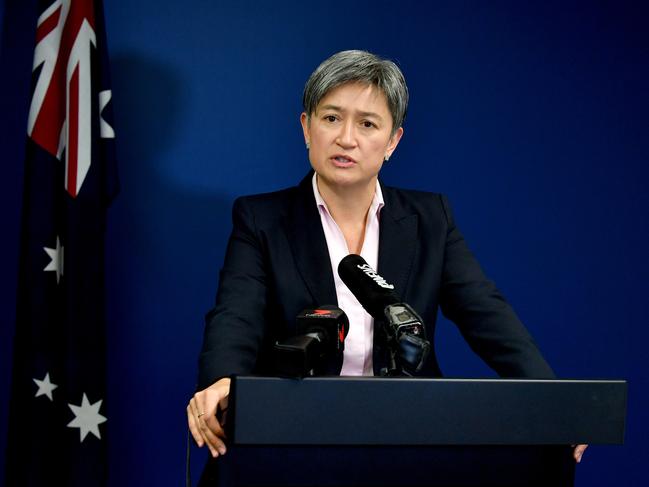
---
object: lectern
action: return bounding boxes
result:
[205,377,626,487]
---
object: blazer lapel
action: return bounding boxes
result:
[377,184,419,299]
[287,172,338,307]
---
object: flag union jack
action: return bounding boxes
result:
[28,0,114,198]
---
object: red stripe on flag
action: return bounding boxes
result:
[67,64,79,198]
[35,6,62,44]
[30,1,96,157]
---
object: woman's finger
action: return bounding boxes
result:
[189,395,215,455]
[197,413,227,456]
[186,403,204,447]
[573,444,588,463]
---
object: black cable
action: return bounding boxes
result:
[185,427,192,487]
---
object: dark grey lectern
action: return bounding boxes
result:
[203,377,626,487]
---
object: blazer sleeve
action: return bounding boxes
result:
[198,197,268,390]
[438,195,555,378]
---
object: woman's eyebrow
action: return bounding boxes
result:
[319,104,343,112]
[319,105,383,121]
[356,110,383,121]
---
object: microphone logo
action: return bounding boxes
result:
[338,325,346,345]
[305,309,334,317]
[356,264,395,289]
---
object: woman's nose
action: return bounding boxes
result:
[336,120,357,148]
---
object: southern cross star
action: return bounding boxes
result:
[33,372,58,401]
[67,393,107,442]
[43,236,64,283]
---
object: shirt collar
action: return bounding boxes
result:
[311,172,385,216]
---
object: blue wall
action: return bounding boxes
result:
[1,1,647,485]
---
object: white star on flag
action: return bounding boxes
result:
[43,236,64,283]
[67,393,107,442]
[33,372,58,401]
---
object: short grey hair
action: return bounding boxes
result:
[302,50,409,135]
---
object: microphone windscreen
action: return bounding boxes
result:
[337,254,400,320]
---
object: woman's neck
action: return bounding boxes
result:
[316,175,377,226]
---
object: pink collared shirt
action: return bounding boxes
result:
[312,173,384,376]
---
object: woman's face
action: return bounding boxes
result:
[301,82,403,193]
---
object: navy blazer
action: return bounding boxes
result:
[198,173,554,389]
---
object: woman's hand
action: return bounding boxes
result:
[187,377,231,458]
[574,444,588,463]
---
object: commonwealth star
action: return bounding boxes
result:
[67,393,107,442]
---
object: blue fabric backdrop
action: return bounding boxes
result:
[1,1,647,485]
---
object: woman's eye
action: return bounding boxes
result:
[362,121,375,128]
[325,115,337,123]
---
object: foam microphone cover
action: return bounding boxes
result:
[337,254,400,320]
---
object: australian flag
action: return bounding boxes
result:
[6,1,118,485]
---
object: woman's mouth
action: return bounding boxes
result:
[331,155,356,168]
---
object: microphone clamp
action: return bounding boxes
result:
[383,303,431,375]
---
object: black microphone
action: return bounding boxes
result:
[338,254,430,375]
[273,305,349,378]
[337,254,400,320]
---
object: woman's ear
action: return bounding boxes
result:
[300,112,310,148]
[385,126,404,160]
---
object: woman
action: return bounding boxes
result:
[187,50,586,465]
